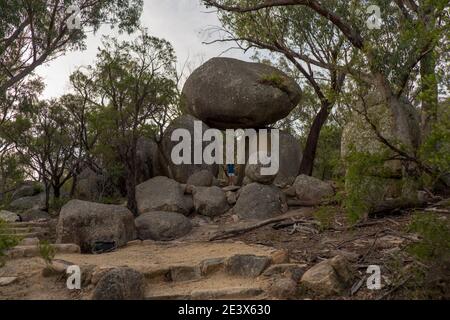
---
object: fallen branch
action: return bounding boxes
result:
[370,198,426,215]
[209,216,295,241]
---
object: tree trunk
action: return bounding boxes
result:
[420,50,438,138]
[125,146,138,217]
[299,101,331,176]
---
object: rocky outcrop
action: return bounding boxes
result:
[192,186,230,217]
[19,209,50,222]
[56,200,136,253]
[233,183,287,220]
[135,211,192,241]
[9,193,46,211]
[182,57,301,129]
[160,114,219,183]
[136,176,189,215]
[293,175,334,205]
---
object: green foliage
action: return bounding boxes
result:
[313,206,336,231]
[420,100,450,185]
[312,124,343,180]
[407,213,450,262]
[342,149,391,224]
[38,240,55,266]
[0,219,19,266]
[259,72,289,93]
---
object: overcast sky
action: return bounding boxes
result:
[36,0,251,99]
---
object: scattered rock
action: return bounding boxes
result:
[19,209,50,222]
[245,162,277,185]
[193,186,230,217]
[18,237,40,246]
[160,114,219,183]
[268,277,298,299]
[136,176,189,215]
[226,191,237,205]
[0,210,20,222]
[200,258,226,276]
[225,254,271,277]
[182,57,301,129]
[186,169,214,187]
[0,277,18,286]
[263,263,307,282]
[92,267,145,300]
[134,211,192,241]
[169,265,202,282]
[56,200,136,253]
[234,183,287,220]
[293,174,334,205]
[300,255,353,296]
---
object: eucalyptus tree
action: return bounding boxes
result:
[70,31,179,215]
[0,0,143,94]
[204,0,449,166]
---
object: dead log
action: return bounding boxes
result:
[369,198,427,216]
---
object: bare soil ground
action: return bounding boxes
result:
[0,206,448,300]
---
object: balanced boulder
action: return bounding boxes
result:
[193,186,230,217]
[136,176,189,215]
[182,57,301,129]
[56,200,136,253]
[135,211,192,241]
[294,175,334,205]
[234,183,287,220]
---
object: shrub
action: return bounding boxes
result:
[0,219,19,266]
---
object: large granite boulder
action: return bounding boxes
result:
[245,162,277,185]
[293,175,334,205]
[135,136,164,184]
[136,176,190,215]
[11,182,43,200]
[56,200,136,253]
[19,209,50,222]
[135,211,192,241]
[234,183,288,220]
[341,93,421,207]
[9,193,46,211]
[160,114,219,183]
[186,169,214,187]
[182,57,302,129]
[192,186,230,217]
[274,132,303,186]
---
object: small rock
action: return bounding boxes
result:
[169,265,202,282]
[200,258,225,276]
[0,277,18,286]
[263,263,307,282]
[270,249,290,264]
[268,277,298,299]
[92,267,145,300]
[300,255,353,297]
[226,254,271,277]
[19,237,40,246]
[226,191,237,205]
[0,210,20,222]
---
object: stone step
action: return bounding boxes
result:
[7,221,50,228]
[0,232,42,238]
[1,227,48,234]
[144,273,266,300]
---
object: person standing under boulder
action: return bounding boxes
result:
[224,164,236,186]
